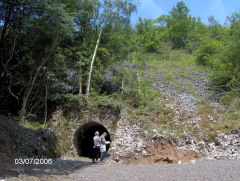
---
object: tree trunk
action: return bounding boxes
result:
[79,67,82,95]
[78,67,82,106]
[20,66,42,121]
[20,36,58,121]
[137,71,141,93]
[44,72,50,125]
[86,28,103,99]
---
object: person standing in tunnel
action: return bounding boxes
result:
[100,132,110,161]
[92,131,101,163]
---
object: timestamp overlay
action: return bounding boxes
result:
[15,158,53,165]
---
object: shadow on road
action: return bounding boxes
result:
[1,159,94,180]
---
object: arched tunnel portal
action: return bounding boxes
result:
[74,121,111,158]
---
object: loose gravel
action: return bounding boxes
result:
[59,159,240,181]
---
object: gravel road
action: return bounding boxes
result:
[59,159,240,181]
[3,159,240,180]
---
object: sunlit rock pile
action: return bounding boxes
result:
[109,110,148,162]
[110,123,148,162]
[153,130,240,160]
[110,108,240,162]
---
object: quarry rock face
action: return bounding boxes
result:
[107,66,240,163]
[109,109,146,160]
[109,113,240,163]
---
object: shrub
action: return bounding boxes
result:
[196,37,220,66]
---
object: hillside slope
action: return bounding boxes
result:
[1,51,240,180]
[109,51,240,163]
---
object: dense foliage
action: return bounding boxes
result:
[1,0,239,121]
[134,1,240,94]
[0,0,136,119]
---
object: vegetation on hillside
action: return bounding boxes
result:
[1,0,239,136]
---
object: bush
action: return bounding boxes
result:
[196,37,220,66]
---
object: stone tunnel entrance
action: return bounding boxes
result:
[74,122,111,158]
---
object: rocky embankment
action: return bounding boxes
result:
[110,111,147,162]
[109,67,240,163]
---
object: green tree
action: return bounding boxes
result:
[168,1,194,48]
[135,18,161,52]
[0,0,81,118]
[155,1,194,48]
[185,17,208,53]
[86,0,136,99]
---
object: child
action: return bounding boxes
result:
[100,132,110,161]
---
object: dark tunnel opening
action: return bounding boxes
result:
[74,122,111,158]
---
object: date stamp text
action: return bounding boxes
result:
[15,158,52,165]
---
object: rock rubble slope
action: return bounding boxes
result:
[110,64,240,163]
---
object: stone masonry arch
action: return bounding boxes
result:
[73,121,111,158]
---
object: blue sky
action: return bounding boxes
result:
[131,0,240,25]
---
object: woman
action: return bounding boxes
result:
[92,131,101,163]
